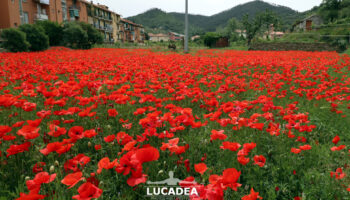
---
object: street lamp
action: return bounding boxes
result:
[184,0,189,53]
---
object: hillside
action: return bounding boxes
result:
[127,0,307,35]
[127,8,205,35]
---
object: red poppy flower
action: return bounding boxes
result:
[83,129,97,138]
[221,142,241,151]
[12,121,25,128]
[332,135,340,145]
[72,182,102,200]
[210,129,227,141]
[116,132,133,145]
[330,168,346,180]
[48,124,67,137]
[134,146,160,164]
[68,126,84,140]
[97,157,118,174]
[221,168,241,191]
[17,193,46,200]
[61,172,84,189]
[331,145,346,151]
[299,145,312,151]
[108,109,118,117]
[194,163,208,175]
[33,162,46,174]
[0,125,12,138]
[7,142,31,157]
[17,125,40,140]
[253,155,266,167]
[242,188,263,200]
[291,148,301,154]
[237,156,250,165]
[250,123,265,131]
[26,172,56,192]
[94,145,101,151]
[104,134,115,143]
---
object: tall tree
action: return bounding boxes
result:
[242,14,261,45]
[319,0,342,22]
[224,18,240,41]
[242,10,280,45]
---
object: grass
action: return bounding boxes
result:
[344,48,350,55]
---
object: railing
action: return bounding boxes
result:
[105,26,113,32]
[35,13,49,20]
[93,24,113,32]
[94,14,112,21]
[69,6,81,10]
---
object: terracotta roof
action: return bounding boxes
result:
[121,18,143,27]
[80,0,120,16]
[149,33,169,37]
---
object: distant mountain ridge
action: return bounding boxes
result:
[127,0,309,35]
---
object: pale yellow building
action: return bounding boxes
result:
[112,12,121,42]
[149,33,170,42]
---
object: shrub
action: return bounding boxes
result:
[0,28,30,52]
[36,20,63,46]
[19,24,49,51]
[203,32,221,48]
[78,22,103,47]
[62,23,89,49]
[320,27,350,51]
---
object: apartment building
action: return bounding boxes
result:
[120,18,145,43]
[0,0,144,43]
[83,1,114,42]
[0,0,87,29]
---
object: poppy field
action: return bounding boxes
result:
[0,48,350,200]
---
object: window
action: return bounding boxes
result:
[61,0,67,21]
[23,12,29,24]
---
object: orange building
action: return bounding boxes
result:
[120,18,144,43]
[0,0,88,29]
[0,0,145,44]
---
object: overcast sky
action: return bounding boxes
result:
[92,0,322,18]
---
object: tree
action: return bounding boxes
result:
[62,23,89,49]
[0,28,30,52]
[319,0,342,22]
[19,24,49,51]
[242,14,262,45]
[144,32,150,41]
[259,10,280,39]
[36,20,63,46]
[224,18,240,42]
[242,10,280,45]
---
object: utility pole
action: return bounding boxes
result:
[184,0,189,53]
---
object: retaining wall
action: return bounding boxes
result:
[249,42,342,52]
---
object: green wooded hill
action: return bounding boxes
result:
[127,0,309,35]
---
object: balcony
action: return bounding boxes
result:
[94,14,112,22]
[93,24,113,33]
[34,0,50,5]
[105,26,113,33]
[35,13,49,20]
[69,7,80,18]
